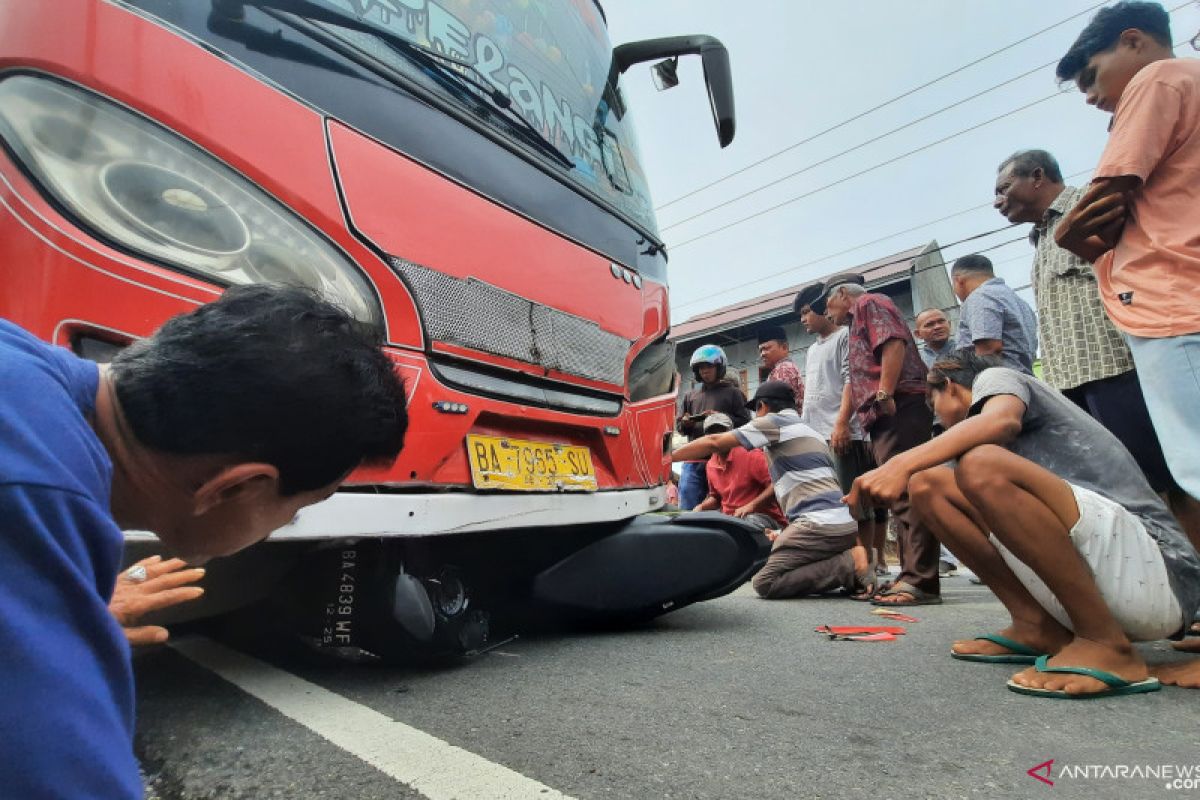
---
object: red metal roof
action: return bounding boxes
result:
[670,242,932,342]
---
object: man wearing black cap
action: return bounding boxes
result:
[758,326,804,411]
[671,380,868,599]
[825,275,941,606]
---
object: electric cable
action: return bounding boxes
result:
[659,12,1194,247]
[654,0,1111,211]
[658,65,1059,232]
[674,227,1025,324]
[669,166,1093,314]
[666,92,1065,249]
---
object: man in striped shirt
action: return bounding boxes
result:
[671,380,866,599]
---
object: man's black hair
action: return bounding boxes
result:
[1056,1,1173,82]
[926,348,1006,393]
[950,254,994,277]
[757,326,789,346]
[110,285,408,495]
[757,397,792,414]
[997,149,1064,184]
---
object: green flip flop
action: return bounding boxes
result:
[951,633,1045,664]
[1006,655,1161,699]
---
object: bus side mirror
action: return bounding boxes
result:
[699,44,735,148]
[610,35,736,148]
[651,58,679,91]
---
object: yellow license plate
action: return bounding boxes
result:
[466,435,597,492]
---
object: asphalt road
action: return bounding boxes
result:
[135,573,1200,800]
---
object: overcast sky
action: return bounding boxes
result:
[601,0,1200,323]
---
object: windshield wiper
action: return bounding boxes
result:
[413,47,575,169]
[212,0,574,169]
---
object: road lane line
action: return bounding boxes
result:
[171,637,574,800]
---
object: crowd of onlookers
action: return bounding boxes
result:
[673,0,1200,699]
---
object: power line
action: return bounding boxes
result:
[669,166,1094,315]
[654,0,1109,211]
[667,91,1065,250]
[910,235,1028,277]
[674,224,1022,323]
[659,60,1056,232]
[658,5,1195,241]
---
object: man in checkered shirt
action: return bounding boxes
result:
[991,149,1179,502]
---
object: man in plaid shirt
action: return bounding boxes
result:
[992,148,1176,497]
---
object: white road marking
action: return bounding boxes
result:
[171,637,574,800]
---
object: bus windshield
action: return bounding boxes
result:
[317,0,658,238]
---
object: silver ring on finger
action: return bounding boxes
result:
[125,565,149,583]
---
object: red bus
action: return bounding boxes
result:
[0,0,764,658]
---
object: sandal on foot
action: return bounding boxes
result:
[852,578,897,603]
[870,581,943,607]
[1006,655,1161,699]
[951,633,1045,664]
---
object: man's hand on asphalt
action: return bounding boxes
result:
[845,461,910,509]
[109,556,205,646]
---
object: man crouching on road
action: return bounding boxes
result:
[846,349,1200,698]
[692,412,788,534]
[0,285,409,798]
[673,381,869,599]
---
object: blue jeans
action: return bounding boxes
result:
[678,461,709,511]
[1125,333,1200,500]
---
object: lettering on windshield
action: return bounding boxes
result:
[326,0,653,225]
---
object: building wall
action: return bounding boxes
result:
[910,243,960,329]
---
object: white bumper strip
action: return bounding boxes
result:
[125,487,667,542]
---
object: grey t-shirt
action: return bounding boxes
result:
[956,278,1039,375]
[800,327,863,440]
[970,368,1200,628]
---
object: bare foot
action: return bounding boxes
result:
[849,545,870,575]
[874,593,917,604]
[1009,637,1147,696]
[1150,659,1200,689]
[1173,637,1200,654]
[952,620,1071,658]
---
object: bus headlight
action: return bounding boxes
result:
[0,75,381,326]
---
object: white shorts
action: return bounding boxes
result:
[989,483,1183,641]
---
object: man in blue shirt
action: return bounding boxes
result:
[0,285,408,798]
[952,254,1039,375]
